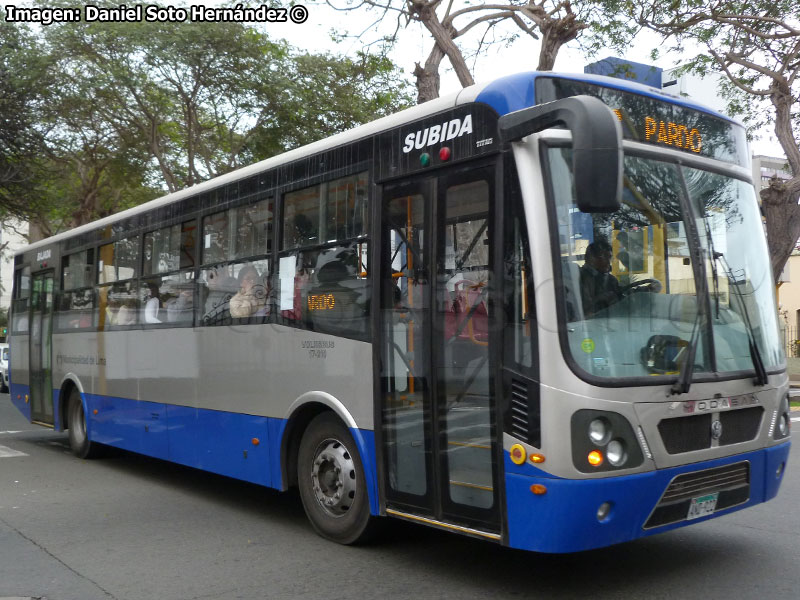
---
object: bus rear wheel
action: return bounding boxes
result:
[66,388,101,459]
[297,412,374,544]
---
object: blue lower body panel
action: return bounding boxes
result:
[505,443,791,553]
[9,383,31,421]
[65,392,379,514]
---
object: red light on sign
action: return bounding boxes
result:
[439,147,452,161]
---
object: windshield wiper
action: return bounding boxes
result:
[672,310,702,394]
[701,218,721,319]
[714,252,769,386]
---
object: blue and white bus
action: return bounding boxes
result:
[9,71,791,553]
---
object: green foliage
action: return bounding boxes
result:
[631,0,799,279]
[0,2,413,235]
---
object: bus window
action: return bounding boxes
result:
[198,259,270,325]
[96,281,139,329]
[233,200,272,260]
[143,221,196,276]
[198,198,273,326]
[277,242,369,338]
[202,211,229,265]
[283,172,368,251]
[58,249,95,330]
[11,266,31,333]
[503,199,534,371]
[202,198,271,265]
[141,271,196,326]
[98,236,140,284]
[307,244,369,337]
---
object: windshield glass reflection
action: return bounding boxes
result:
[549,147,783,381]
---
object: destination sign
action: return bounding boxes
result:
[536,76,748,166]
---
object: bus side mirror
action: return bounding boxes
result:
[498,95,623,213]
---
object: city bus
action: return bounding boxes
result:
[8,71,791,553]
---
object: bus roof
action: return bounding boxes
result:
[17,70,737,256]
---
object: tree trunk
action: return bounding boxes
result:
[763,182,800,282]
[764,79,800,282]
[414,43,445,104]
[536,13,585,71]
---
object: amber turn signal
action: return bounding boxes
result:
[530,484,547,495]
[588,450,604,467]
[530,453,545,464]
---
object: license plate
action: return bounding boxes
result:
[687,492,719,520]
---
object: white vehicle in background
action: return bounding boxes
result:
[0,343,8,393]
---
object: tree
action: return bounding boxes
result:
[1,5,413,236]
[632,1,800,281]
[325,0,634,102]
[0,23,50,222]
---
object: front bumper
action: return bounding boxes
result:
[505,442,791,553]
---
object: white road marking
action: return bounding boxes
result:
[0,445,28,458]
[0,431,22,435]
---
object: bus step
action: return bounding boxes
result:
[386,508,501,541]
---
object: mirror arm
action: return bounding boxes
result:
[498,95,623,213]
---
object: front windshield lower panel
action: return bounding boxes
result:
[547,147,783,383]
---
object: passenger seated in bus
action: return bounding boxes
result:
[116,298,137,326]
[104,293,121,327]
[166,284,194,322]
[579,240,622,317]
[230,264,268,318]
[143,282,162,323]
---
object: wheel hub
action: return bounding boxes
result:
[311,438,357,517]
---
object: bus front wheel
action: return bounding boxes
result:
[297,412,375,544]
[66,388,101,459]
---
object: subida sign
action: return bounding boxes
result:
[377,105,499,180]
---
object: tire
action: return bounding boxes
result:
[297,412,375,544]
[66,388,102,459]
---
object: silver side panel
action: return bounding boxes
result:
[50,326,375,429]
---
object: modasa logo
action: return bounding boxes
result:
[403,115,473,154]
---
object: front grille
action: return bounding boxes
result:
[658,407,764,455]
[644,461,750,529]
[658,414,711,454]
[719,407,764,445]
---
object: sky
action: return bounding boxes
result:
[272,1,785,158]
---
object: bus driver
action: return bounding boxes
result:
[580,240,622,317]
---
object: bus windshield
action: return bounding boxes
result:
[548,147,783,382]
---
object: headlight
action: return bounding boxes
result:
[588,418,611,445]
[606,439,627,467]
[774,393,791,440]
[571,410,644,473]
[778,412,790,437]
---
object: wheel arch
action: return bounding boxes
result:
[280,392,379,515]
[56,374,86,432]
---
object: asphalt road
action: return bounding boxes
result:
[2,395,800,600]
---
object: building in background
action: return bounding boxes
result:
[584,56,663,88]
[0,220,29,313]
